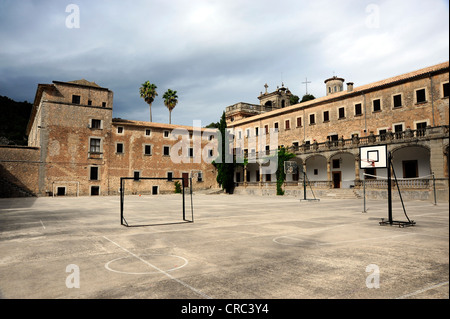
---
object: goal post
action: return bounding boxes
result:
[119,176,194,227]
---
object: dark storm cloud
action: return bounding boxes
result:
[0,0,448,126]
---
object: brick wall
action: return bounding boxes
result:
[0,145,40,197]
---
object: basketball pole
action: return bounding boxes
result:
[387,152,393,225]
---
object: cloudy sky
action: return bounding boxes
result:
[0,0,448,126]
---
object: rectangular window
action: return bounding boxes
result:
[393,94,402,108]
[416,121,427,136]
[296,117,302,127]
[90,138,101,153]
[285,120,290,130]
[116,143,123,154]
[328,134,339,146]
[373,99,381,112]
[117,126,124,134]
[274,122,279,132]
[91,119,102,129]
[144,145,152,155]
[265,125,269,134]
[255,127,259,136]
[332,159,340,169]
[57,187,66,196]
[163,146,170,156]
[72,95,81,104]
[163,130,170,138]
[88,100,92,106]
[355,103,362,116]
[145,129,151,136]
[309,114,315,125]
[323,111,329,122]
[90,186,100,196]
[394,124,403,139]
[197,172,203,182]
[90,166,99,180]
[416,89,426,103]
[102,102,107,107]
[246,129,250,138]
[379,129,387,141]
[134,171,140,181]
[189,147,194,157]
[167,172,173,181]
[443,82,449,98]
[338,107,345,119]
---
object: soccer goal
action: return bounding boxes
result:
[119,176,194,227]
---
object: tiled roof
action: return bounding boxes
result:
[67,79,101,88]
[231,61,449,126]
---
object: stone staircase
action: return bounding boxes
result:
[322,188,362,200]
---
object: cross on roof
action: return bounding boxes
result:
[302,77,311,94]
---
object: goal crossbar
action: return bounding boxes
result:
[120,177,194,226]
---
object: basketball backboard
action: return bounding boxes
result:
[360,145,387,169]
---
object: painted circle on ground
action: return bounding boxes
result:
[105,254,188,275]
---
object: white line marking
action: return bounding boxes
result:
[105,254,188,275]
[103,236,211,299]
[396,281,449,299]
[40,220,46,229]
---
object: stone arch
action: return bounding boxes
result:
[304,154,327,182]
[328,151,356,188]
[390,144,431,178]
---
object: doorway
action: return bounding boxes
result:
[152,186,158,195]
[182,173,189,188]
[332,172,341,188]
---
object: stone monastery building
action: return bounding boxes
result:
[226,61,449,201]
[0,61,448,201]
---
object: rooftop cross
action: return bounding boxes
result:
[301,77,311,94]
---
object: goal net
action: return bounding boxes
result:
[119,177,193,227]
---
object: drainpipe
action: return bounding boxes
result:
[430,73,435,127]
[363,93,367,136]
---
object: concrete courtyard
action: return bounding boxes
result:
[0,193,448,300]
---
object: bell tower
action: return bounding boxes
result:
[324,76,345,95]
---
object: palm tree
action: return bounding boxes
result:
[162,89,178,124]
[139,81,158,122]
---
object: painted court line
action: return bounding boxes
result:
[102,236,212,299]
[396,281,449,299]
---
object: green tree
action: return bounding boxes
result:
[139,81,158,122]
[300,94,316,103]
[162,89,178,124]
[289,94,300,105]
[276,147,296,195]
[214,112,235,194]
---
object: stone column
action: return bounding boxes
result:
[355,154,361,187]
[327,160,332,188]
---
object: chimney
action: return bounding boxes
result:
[347,82,354,92]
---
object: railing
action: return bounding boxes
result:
[286,125,449,155]
[226,102,272,114]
